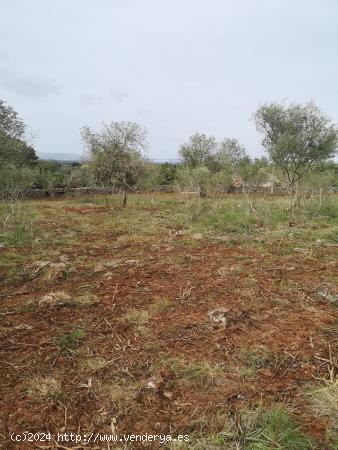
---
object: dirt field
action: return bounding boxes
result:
[0,194,337,449]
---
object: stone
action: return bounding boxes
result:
[38,291,71,307]
[208,307,229,328]
[48,262,67,279]
[192,233,203,240]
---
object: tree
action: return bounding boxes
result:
[179,133,218,170]
[179,133,219,197]
[218,138,248,167]
[254,101,338,191]
[159,162,177,185]
[81,121,146,206]
[0,99,37,167]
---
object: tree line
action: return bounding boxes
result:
[0,98,337,205]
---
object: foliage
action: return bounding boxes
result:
[219,137,248,167]
[0,164,36,201]
[0,99,37,167]
[0,201,37,247]
[81,121,146,188]
[254,101,338,188]
[179,133,219,170]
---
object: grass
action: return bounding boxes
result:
[0,201,37,247]
[151,297,172,312]
[306,376,338,443]
[182,407,311,450]
[57,327,86,353]
[162,357,224,388]
[80,356,110,373]
[26,377,62,401]
[240,348,291,371]
[1,192,337,448]
[123,308,150,335]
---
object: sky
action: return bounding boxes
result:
[1,0,338,160]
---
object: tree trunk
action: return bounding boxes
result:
[123,189,127,208]
[199,183,207,198]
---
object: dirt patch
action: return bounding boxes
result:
[0,195,337,449]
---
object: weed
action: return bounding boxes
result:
[182,407,311,450]
[71,292,99,307]
[163,357,224,387]
[151,297,172,312]
[123,308,150,335]
[306,376,338,442]
[0,202,37,247]
[80,357,110,373]
[177,284,195,304]
[26,377,62,401]
[233,366,257,382]
[57,327,85,353]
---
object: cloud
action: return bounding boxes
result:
[79,94,101,106]
[110,90,128,103]
[0,68,62,99]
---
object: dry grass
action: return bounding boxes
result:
[26,377,62,401]
[306,376,338,439]
[163,357,224,388]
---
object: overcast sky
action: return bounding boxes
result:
[1,0,338,160]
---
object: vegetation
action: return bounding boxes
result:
[0,98,337,449]
[254,101,338,192]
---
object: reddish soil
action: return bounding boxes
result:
[0,198,337,449]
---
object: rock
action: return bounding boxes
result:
[163,390,174,399]
[317,286,338,304]
[38,291,71,307]
[145,374,163,390]
[59,254,69,263]
[208,307,229,328]
[48,262,67,279]
[192,233,203,240]
[169,230,185,238]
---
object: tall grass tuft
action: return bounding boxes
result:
[0,201,37,247]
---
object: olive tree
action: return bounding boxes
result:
[219,138,248,167]
[0,99,37,167]
[254,101,338,192]
[81,121,146,206]
[179,133,222,196]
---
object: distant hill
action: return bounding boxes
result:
[37,153,180,164]
[37,152,81,162]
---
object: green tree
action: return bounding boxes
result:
[254,101,338,191]
[81,121,146,206]
[179,133,218,170]
[218,137,248,167]
[0,99,37,167]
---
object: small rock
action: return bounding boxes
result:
[59,254,69,263]
[192,233,203,240]
[163,390,174,399]
[208,307,229,328]
[48,262,67,279]
[38,291,71,307]
[169,230,185,238]
[145,374,163,390]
